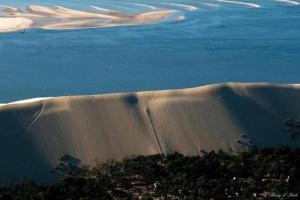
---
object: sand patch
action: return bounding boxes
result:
[0,4,177,33]
[0,17,33,33]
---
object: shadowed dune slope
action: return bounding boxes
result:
[0,83,300,182]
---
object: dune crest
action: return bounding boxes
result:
[0,83,300,182]
[0,4,177,33]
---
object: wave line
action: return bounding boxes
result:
[162,3,198,11]
[215,0,261,8]
[275,0,300,5]
[90,5,115,13]
[132,3,157,10]
[200,2,220,7]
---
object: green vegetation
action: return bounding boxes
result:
[283,117,300,139]
[0,147,300,199]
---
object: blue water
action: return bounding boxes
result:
[0,0,300,102]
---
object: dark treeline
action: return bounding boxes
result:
[0,147,300,200]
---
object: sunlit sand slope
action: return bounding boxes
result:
[0,17,33,33]
[0,83,300,182]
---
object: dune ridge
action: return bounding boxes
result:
[0,83,300,182]
[0,4,177,32]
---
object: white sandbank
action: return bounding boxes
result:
[0,17,33,33]
[0,4,177,32]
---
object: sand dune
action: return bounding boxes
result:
[0,83,300,182]
[0,4,176,33]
